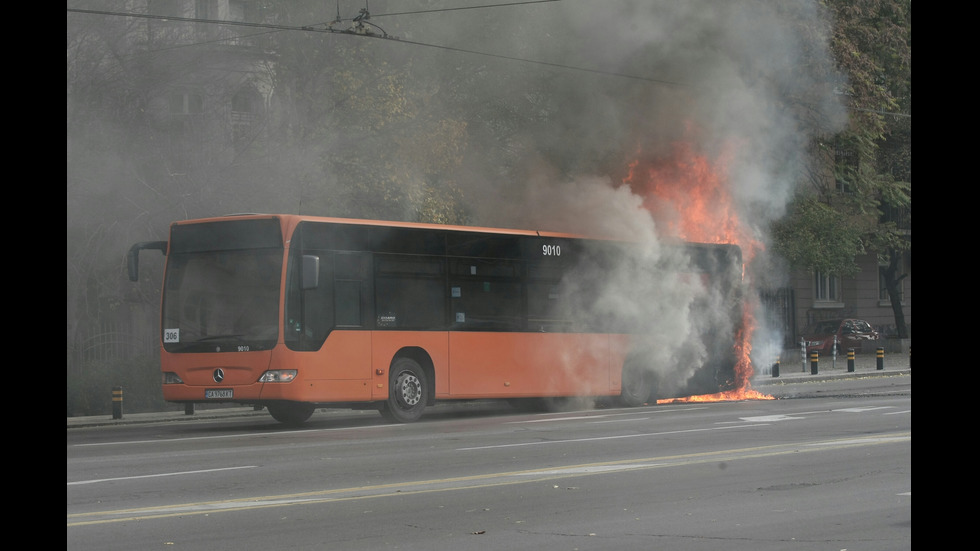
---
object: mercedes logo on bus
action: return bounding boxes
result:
[213,368,225,383]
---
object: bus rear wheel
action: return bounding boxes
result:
[267,402,315,426]
[379,358,428,423]
[620,363,653,407]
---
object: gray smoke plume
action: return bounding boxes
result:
[402,0,846,393]
[67,0,848,400]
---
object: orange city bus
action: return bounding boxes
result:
[128,214,742,425]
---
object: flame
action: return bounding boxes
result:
[623,136,772,402]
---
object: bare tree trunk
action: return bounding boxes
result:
[880,249,908,338]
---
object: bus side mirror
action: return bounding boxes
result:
[302,255,320,290]
[127,241,168,282]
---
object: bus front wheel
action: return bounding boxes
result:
[267,402,315,426]
[380,358,428,423]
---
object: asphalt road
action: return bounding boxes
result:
[68,370,911,551]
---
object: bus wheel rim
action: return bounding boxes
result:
[397,372,422,407]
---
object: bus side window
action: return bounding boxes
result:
[374,256,445,329]
[526,262,570,332]
[334,280,361,326]
[285,248,333,348]
[334,252,372,329]
[450,259,522,331]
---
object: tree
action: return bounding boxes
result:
[252,1,472,223]
[773,0,910,337]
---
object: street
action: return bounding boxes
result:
[68,374,911,550]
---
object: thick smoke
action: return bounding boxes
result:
[436,0,845,233]
[404,0,846,393]
[67,0,847,400]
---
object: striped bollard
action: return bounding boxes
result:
[112,386,123,419]
[847,348,855,372]
[876,346,885,370]
[810,351,819,375]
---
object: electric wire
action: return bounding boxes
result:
[362,0,561,19]
[66,6,687,87]
[66,5,912,112]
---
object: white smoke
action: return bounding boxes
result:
[411,0,846,395]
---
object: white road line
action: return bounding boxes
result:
[72,423,400,447]
[68,466,257,486]
[457,423,768,450]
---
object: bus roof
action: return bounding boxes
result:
[175,213,598,240]
[171,213,739,249]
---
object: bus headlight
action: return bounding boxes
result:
[162,372,184,384]
[258,370,298,383]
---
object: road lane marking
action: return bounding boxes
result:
[456,423,768,450]
[738,415,805,422]
[68,466,257,486]
[67,431,910,527]
[740,406,898,423]
[71,423,401,447]
[507,406,707,424]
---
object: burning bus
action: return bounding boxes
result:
[129,214,748,424]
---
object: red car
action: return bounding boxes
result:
[802,318,880,355]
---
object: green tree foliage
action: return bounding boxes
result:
[773,0,910,335]
[67,1,476,414]
[255,1,471,223]
[772,198,867,276]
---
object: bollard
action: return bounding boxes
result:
[810,351,819,375]
[185,403,195,415]
[772,358,780,378]
[847,348,855,372]
[832,336,838,370]
[112,386,123,419]
[800,340,807,372]
[876,346,884,370]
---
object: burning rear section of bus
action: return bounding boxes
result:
[623,138,773,403]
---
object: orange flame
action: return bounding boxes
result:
[623,137,772,402]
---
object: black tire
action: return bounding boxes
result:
[620,362,653,407]
[379,358,428,423]
[267,402,316,426]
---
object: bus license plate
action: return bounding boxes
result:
[205,389,233,399]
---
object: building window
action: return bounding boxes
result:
[229,0,247,21]
[232,87,262,147]
[195,0,217,18]
[169,91,204,115]
[834,139,858,194]
[149,0,182,17]
[813,270,841,306]
[231,88,259,114]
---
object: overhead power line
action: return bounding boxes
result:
[66,6,688,87]
[366,0,562,19]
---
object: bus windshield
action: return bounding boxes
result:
[161,219,284,353]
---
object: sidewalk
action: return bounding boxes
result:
[753,348,911,384]
[66,404,272,429]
